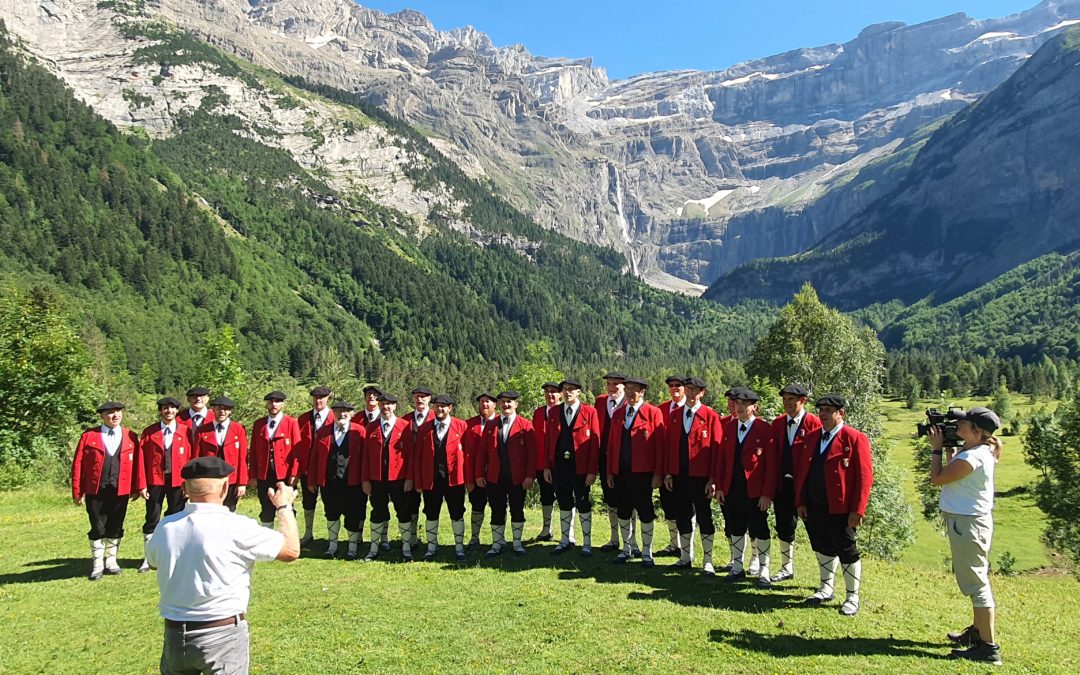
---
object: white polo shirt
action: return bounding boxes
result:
[146,502,285,621]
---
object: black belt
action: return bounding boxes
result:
[165,613,245,631]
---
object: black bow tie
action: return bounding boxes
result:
[268,420,276,429]
[107,429,115,437]
[739,424,747,433]
[163,428,171,436]
[216,423,224,432]
[821,430,831,443]
[685,408,694,419]
[787,417,797,426]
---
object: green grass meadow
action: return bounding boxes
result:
[1,398,1077,673]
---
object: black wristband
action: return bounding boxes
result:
[275,505,290,512]
[932,450,943,456]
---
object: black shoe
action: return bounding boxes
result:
[104,566,122,576]
[803,593,833,606]
[769,570,794,583]
[717,562,733,574]
[552,543,573,555]
[423,550,437,562]
[455,550,467,561]
[402,552,413,562]
[612,552,630,564]
[947,625,979,647]
[88,569,103,581]
[671,559,691,569]
[723,570,746,582]
[656,544,680,557]
[600,541,619,552]
[631,548,642,559]
[757,576,773,589]
[536,532,553,542]
[344,551,358,561]
[950,641,1002,666]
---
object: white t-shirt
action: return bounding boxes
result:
[147,503,285,621]
[939,444,996,516]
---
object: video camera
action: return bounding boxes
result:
[916,407,964,447]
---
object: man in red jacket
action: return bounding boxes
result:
[657,375,688,557]
[250,391,303,528]
[194,397,247,511]
[361,393,415,561]
[178,386,214,447]
[360,385,388,550]
[71,401,140,580]
[414,394,470,561]
[663,377,722,574]
[769,384,822,584]
[606,377,665,566]
[714,387,778,586]
[795,394,874,616]
[136,397,193,573]
[596,371,633,553]
[541,378,599,555]
[298,385,334,545]
[477,391,536,557]
[532,382,562,542]
[464,392,498,549]
[313,401,366,560]
[405,386,434,548]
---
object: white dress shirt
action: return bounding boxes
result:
[161,421,177,450]
[683,402,702,434]
[819,422,845,453]
[214,419,230,445]
[265,413,283,440]
[786,410,807,446]
[100,425,122,455]
[737,416,757,443]
[146,503,284,621]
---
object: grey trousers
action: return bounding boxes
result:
[161,620,250,674]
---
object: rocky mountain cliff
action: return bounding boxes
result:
[4,0,1080,292]
[704,26,1080,310]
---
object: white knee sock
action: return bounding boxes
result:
[302,509,316,540]
[470,511,484,542]
[346,530,360,557]
[326,520,340,554]
[756,538,771,580]
[452,519,465,552]
[813,552,839,599]
[541,504,553,535]
[608,510,619,543]
[426,519,439,552]
[399,521,412,556]
[619,518,632,556]
[780,540,794,575]
[511,521,525,549]
[678,532,692,564]
[559,510,573,545]
[579,511,592,549]
[730,535,746,573]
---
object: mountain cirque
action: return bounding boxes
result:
[5,0,1080,291]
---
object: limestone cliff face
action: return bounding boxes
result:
[704,27,1080,309]
[5,0,1080,292]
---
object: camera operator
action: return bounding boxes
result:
[928,407,1003,666]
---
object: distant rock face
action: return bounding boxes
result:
[704,26,1080,310]
[5,0,1080,292]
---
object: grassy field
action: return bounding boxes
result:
[1,398,1076,673]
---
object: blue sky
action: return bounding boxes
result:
[360,1,1042,79]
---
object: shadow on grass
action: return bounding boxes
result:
[709,627,946,659]
[0,557,88,584]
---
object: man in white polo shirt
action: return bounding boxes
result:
[147,456,299,674]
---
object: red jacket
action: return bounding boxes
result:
[794,424,874,516]
[606,402,666,476]
[479,415,537,486]
[412,416,469,489]
[250,415,303,482]
[298,409,336,479]
[541,403,600,475]
[595,394,624,439]
[137,422,194,489]
[71,426,140,500]
[463,415,497,485]
[714,417,779,499]
[178,408,215,446]
[361,416,412,483]
[532,405,558,472]
[663,404,722,478]
[195,420,249,486]
[308,421,365,487]
[772,412,823,479]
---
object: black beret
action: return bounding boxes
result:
[541,382,561,392]
[684,377,707,390]
[210,396,235,408]
[665,375,686,385]
[362,385,382,394]
[724,388,735,398]
[730,387,760,402]
[815,394,846,409]
[186,386,210,397]
[309,385,331,397]
[156,397,182,409]
[953,407,1001,432]
[411,386,433,396]
[602,371,626,381]
[96,401,125,413]
[475,391,497,402]
[264,390,287,401]
[780,384,810,398]
[497,390,521,400]
[181,455,234,480]
[560,377,583,390]
[432,393,455,405]
[378,393,399,403]
[330,400,355,410]
[623,377,648,388]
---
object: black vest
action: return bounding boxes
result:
[497,420,513,484]
[804,434,832,506]
[556,407,577,466]
[381,424,392,482]
[781,417,799,478]
[434,427,448,481]
[100,436,121,489]
[329,431,349,482]
[265,420,279,479]
[731,423,748,487]
[619,419,634,473]
[679,413,692,475]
